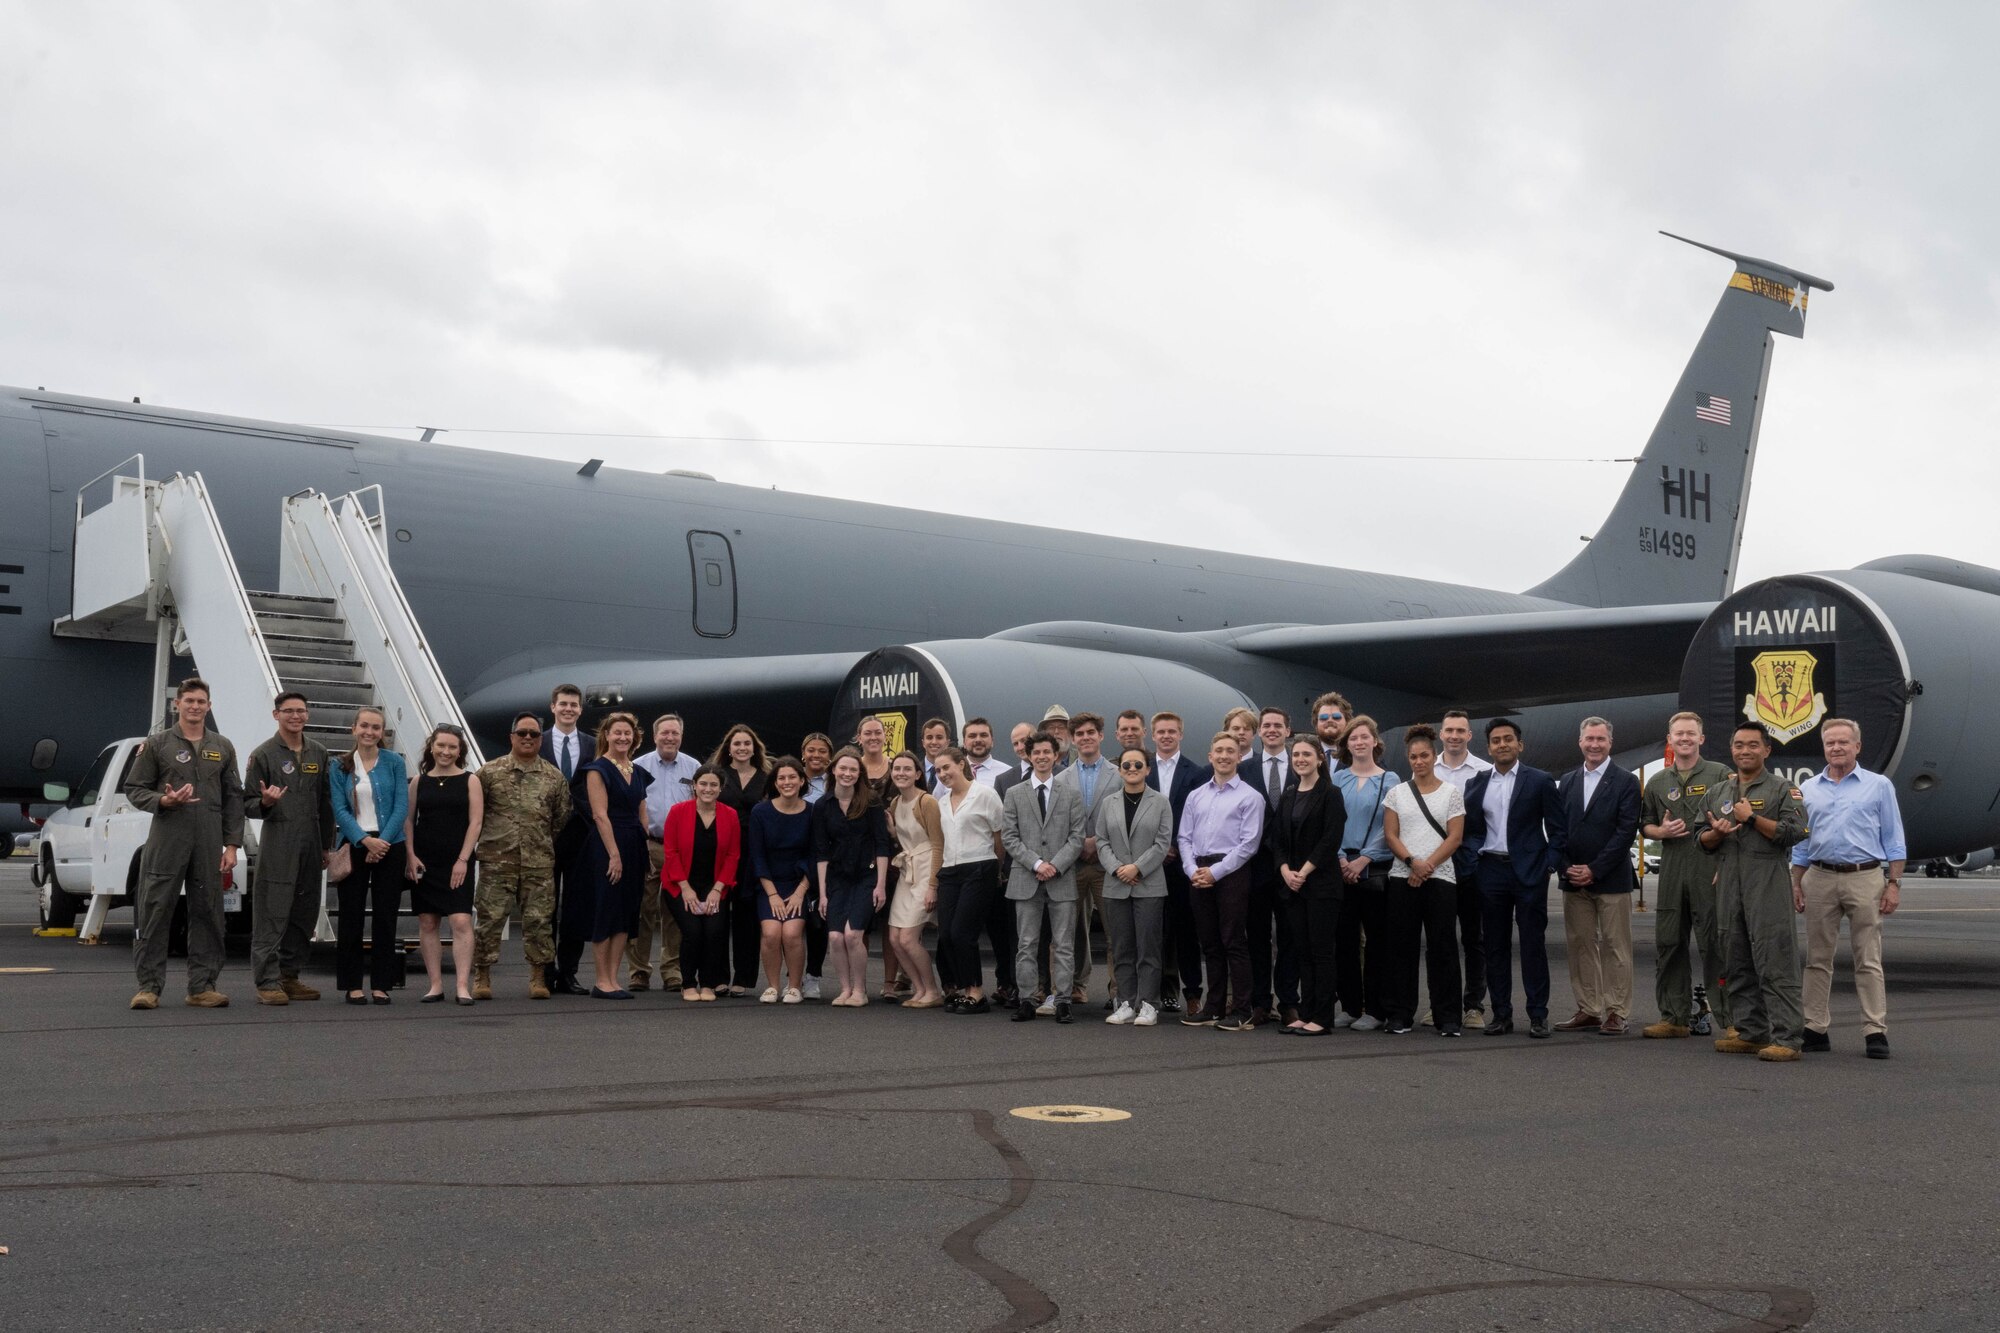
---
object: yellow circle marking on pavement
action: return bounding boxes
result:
[1009,1105,1131,1124]
[0,967,55,974]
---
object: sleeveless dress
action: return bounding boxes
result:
[580,759,654,941]
[888,795,937,930]
[410,771,475,915]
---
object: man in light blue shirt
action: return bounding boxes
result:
[630,714,700,992]
[1789,718,1905,1059]
[1055,713,1118,1003]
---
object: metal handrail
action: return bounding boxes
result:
[74,453,145,523]
[180,472,283,703]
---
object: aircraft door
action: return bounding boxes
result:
[687,530,737,638]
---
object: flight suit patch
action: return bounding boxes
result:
[1667,788,1680,801]
[1789,788,1803,799]
[176,750,193,763]
[1688,785,1707,795]
[282,761,295,775]
[204,750,223,761]
[1749,799,1765,808]
[302,763,320,773]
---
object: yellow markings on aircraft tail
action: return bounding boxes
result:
[1730,270,1808,310]
[1010,1105,1132,1124]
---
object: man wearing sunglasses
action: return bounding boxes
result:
[471,712,573,1000]
[1313,692,1353,774]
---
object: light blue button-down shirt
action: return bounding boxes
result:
[1790,766,1907,866]
[1332,768,1401,865]
[1072,755,1109,808]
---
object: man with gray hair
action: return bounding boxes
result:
[1789,719,1904,1060]
[1553,717,1642,1035]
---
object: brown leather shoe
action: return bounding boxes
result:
[184,991,230,1008]
[1757,1044,1802,1062]
[628,976,651,992]
[1250,1006,1275,1027]
[471,967,492,1001]
[256,988,290,1006]
[1553,1009,1601,1031]
[528,974,551,1000]
[1642,1021,1691,1038]
[1598,1013,1627,1036]
[1714,1036,1762,1054]
[129,991,159,1010]
[279,977,321,1001]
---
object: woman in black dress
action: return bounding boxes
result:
[405,724,484,1005]
[709,723,770,995]
[580,712,653,999]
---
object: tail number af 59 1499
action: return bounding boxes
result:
[1639,527,1697,560]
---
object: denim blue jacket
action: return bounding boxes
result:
[329,748,409,846]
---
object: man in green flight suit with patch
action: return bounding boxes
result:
[243,691,337,1006]
[1640,711,1736,1039]
[1700,720,1810,1062]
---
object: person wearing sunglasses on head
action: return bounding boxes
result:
[470,713,572,1000]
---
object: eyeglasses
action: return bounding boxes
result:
[1316,712,1344,722]
[276,709,308,717]
[1119,761,1149,771]
[513,729,542,738]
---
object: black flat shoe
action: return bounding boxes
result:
[420,992,446,1004]
[371,991,391,1005]
[455,996,475,1006]
[346,992,368,1006]
[591,987,622,999]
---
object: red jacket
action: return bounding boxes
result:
[661,801,741,896]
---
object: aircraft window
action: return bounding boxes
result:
[705,562,722,587]
[71,745,117,808]
[687,531,738,638]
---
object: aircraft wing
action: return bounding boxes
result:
[1223,603,1715,712]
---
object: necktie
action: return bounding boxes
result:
[1037,783,1047,818]
[561,735,573,778]
[1268,756,1281,807]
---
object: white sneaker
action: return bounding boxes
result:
[1035,996,1058,1016]
[1333,1012,1358,1029]
[759,987,779,1004]
[1106,1002,1136,1025]
[1134,1003,1159,1027]
[1464,1007,1486,1030]
[803,975,821,1000]
[1352,1014,1382,1031]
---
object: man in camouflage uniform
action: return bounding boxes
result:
[1701,720,1810,1062]
[243,691,336,1006]
[1640,711,1736,1039]
[472,711,571,1000]
[124,677,244,1010]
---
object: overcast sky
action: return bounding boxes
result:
[4,1,1994,595]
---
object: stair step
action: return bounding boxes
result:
[254,610,351,640]
[246,589,337,617]
[271,654,367,683]
[263,632,356,661]
[276,676,377,706]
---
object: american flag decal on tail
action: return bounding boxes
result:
[1695,392,1732,426]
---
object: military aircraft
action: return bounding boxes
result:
[5,234,1996,858]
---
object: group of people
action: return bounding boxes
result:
[119,679,1907,1061]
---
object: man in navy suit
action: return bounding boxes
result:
[1553,717,1644,1036]
[1236,706,1300,1024]
[541,683,596,993]
[1461,717,1568,1037]
[1146,711,1210,1012]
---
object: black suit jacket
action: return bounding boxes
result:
[1144,753,1211,837]
[542,729,597,865]
[1269,781,1347,892]
[1556,763,1642,894]
[1462,763,1567,887]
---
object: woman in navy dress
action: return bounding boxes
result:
[580,712,653,999]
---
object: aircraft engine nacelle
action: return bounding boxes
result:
[830,640,1255,757]
[1678,567,2000,859]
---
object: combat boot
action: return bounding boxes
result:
[1713,1035,1761,1054]
[1757,1044,1801,1062]
[256,988,290,1006]
[280,977,321,1001]
[528,972,551,1000]
[185,991,230,1008]
[129,991,159,1010]
[1642,1021,1690,1038]
[471,967,492,1001]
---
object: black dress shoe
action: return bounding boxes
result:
[1528,1019,1551,1038]
[1055,1001,1072,1024]
[1484,1018,1514,1035]
[555,976,591,996]
[1011,1001,1036,1022]
[1803,1029,1831,1052]
[1161,994,1183,1014]
[455,996,475,1006]
[1866,1033,1890,1060]
[955,996,991,1015]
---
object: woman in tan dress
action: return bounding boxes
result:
[885,751,945,1008]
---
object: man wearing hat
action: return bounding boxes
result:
[1040,705,1077,771]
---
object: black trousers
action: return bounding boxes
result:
[1384,877,1462,1027]
[805,896,828,978]
[1162,856,1205,1000]
[1335,870,1389,1019]
[1190,863,1252,1019]
[1287,882,1342,1026]
[335,846,404,992]
[1247,852,1299,1012]
[729,891,762,988]
[1456,875,1487,1011]
[983,873,1018,995]
[671,894,731,990]
[552,851,589,983]
[936,860,999,992]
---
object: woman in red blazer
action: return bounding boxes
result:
[662,766,741,1002]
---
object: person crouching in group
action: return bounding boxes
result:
[663,766,739,1001]
[329,707,409,1005]
[813,747,893,1007]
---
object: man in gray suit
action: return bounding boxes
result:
[1096,745,1174,1026]
[1002,731,1087,1023]
[1053,712,1120,1004]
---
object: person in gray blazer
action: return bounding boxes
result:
[1001,731,1087,1023]
[1097,747,1174,1026]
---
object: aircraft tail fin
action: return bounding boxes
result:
[1525,233,1833,608]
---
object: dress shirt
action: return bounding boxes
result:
[939,783,1006,866]
[1789,766,1907,867]
[1481,764,1519,856]
[1071,756,1109,808]
[1155,751,1184,793]
[635,749,701,836]
[1176,775,1266,879]
[970,756,1011,787]
[1434,751,1492,791]
[1261,750,1287,808]
[1578,758,1607,811]
[803,774,828,804]
[551,727,582,778]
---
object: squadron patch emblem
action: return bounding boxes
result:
[1744,649,1829,744]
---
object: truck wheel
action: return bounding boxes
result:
[39,854,84,930]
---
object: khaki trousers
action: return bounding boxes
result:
[1561,889,1633,1019]
[628,841,683,987]
[1801,865,1889,1036]
[1072,860,1105,990]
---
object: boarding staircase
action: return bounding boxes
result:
[56,457,484,940]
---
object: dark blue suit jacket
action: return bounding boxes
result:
[1555,763,1642,894]
[1145,752,1211,838]
[1462,763,1567,887]
[541,728,597,865]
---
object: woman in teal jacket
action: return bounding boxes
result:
[329,708,410,1004]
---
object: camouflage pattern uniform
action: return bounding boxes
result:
[243,735,337,990]
[473,754,571,973]
[1642,758,1734,1030]
[125,726,244,997]
[1705,770,1810,1050]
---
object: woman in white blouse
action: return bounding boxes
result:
[1382,724,1466,1037]
[932,747,1006,1015]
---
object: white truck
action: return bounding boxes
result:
[31,737,258,941]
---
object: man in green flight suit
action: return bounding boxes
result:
[1640,711,1736,1039]
[471,710,572,1000]
[124,677,245,1010]
[1700,720,1810,1062]
[243,691,337,1006]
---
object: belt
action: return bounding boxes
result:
[1194,853,1226,867]
[1479,851,1511,862]
[1811,859,1881,873]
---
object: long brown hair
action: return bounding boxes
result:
[828,745,876,820]
[339,707,387,775]
[593,711,640,760]
[709,723,771,773]
[418,723,468,775]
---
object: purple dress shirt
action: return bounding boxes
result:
[1176,775,1266,879]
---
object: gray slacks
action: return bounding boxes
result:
[1015,894,1077,999]
[1103,895,1163,1009]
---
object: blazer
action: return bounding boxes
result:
[1144,753,1211,836]
[1556,763,1642,894]
[329,749,410,847]
[1237,749,1295,804]
[660,801,740,896]
[541,728,595,773]
[1268,779,1347,894]
[1462,763,1567,887]
[1093,787,1173,899]
[1000,777,1087,902]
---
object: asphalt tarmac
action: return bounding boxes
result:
[3,857,1997,1332]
